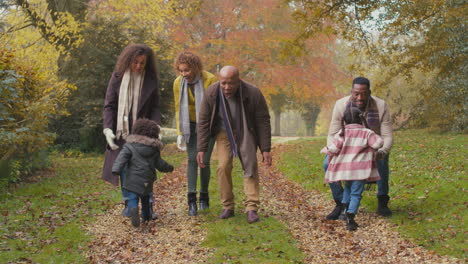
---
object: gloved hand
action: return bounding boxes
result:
[157,125,163,141]
[177,135,186,151]
[376,148,387,159]
[103,128,119,150]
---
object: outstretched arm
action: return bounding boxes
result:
[155,154,174,173]
[112,145,132,175]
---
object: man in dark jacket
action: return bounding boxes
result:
[196,66,272,223]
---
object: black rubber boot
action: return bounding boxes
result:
[346,213,358,231]
[141,197,151,222]
[326,200,344,220]
[199,192,209,211]
[122,200,131,217]
[149,203,158,220]
[339,203,348,221]
[188,192,198,216]
[377,195,392,217]
[130,207,140,227]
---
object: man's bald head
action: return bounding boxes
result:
[219,66,240,98]
[219,66,239,79]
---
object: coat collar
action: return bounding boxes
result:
[138,72,157,114]
[126,134,163,150]
[345,124,365,129]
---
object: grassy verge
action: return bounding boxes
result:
[276,130,467,258]
[200,159,305,263]
[0,145,185,263]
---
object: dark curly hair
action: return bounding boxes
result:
[132,118,160,139]
[173,51,203,75]
[340,106,368,137]
[115,44,157,77]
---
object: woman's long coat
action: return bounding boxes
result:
[102,71,161,186]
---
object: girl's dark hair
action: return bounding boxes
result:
[115,44,157,77]
[340,106,368,137]
[174,51,203,75]
[132,118,160,139]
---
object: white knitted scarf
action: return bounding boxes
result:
[179,74,204,143]
[116,70,144,140]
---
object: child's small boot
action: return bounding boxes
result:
[339,203,348,220]
[122,200,131,217]
[199,192,209,211]
[326,200,344,220]
[141,197,151,222]
[149,203,158,220]
[346,213,358,231]
[188,192,197,216]
[130,207,140,227]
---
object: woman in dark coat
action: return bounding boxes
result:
[102,43,161,218]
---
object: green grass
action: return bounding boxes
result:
[276,129,467,258]
[0,145,185,263]
[0,152,115,263]
[200,159,305,263]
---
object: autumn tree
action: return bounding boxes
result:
[288,0,467,131]
[0,48,74,179]
[0,1,78,180]
[171,0,344,135]
[5,0,199,150]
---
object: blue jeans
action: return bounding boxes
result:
[120,168,154,204]
[126,190,150,220]
[323,154,390,202]
[342,180,366,214]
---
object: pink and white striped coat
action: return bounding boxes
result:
[321,124,383,183]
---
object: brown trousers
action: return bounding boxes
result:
[216,131,260,212]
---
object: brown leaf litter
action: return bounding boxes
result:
[85,144,463,263]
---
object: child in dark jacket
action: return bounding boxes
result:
[112,118,174,227]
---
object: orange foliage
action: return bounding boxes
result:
[170,0,346,108]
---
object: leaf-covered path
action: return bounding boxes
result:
[86,144,461,263]
[85,160,213,263]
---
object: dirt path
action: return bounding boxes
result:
[85,162,213,264]
[260,145,460,263]
[86,144,461,263]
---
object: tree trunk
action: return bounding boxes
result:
[301,102,321,136]
[273,109,281,136]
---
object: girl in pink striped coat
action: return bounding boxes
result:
[321,106,383,231]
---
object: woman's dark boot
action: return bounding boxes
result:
[188,192,198,216]
[346,213,358,231]
[326,200,344,220]
[377,195,392,217]
[199,192,209,210]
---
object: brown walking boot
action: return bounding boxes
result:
[246,210,260,223]
[219,209,235,219]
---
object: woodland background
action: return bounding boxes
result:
[0,0,466,185]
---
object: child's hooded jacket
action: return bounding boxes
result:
[112,135,173,195]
